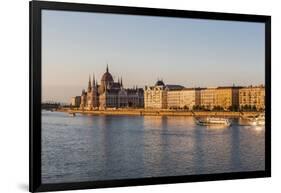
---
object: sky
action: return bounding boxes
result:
[42,10,265,103]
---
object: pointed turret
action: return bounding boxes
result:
[88,75,91,92]
[106,63,109,73]
[92,73,96,87]
[121,77,123,87]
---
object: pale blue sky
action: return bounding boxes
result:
[42,10,265,103]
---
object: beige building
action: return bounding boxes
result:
[167,88,200,110]
[167,90,181,109]
[200,88,216,110]
[199,87,240,110]
[144,80,167,109]
[239,86,265,110]
[215,87,240,110]
[144,83,265,111]
[144,80,184,109]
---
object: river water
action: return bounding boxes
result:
[42,111,265,183]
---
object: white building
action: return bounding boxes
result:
[144,80,167,109]
[144,80,184,109]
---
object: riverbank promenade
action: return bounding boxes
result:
[56,108,261,117]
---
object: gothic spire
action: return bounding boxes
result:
[92,73,95,87]
[106,63,109,73]
[88,75,91,91]
[121,77,123,87]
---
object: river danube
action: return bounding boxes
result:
[42,111,265,183]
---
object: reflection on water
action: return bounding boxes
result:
[42,111,265,183]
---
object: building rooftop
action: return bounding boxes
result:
[165,84,184,90]
[155,80,165,87]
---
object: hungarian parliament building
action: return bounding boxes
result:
[73,65,144,110]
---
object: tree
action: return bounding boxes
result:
[193,105,200,111]
[229,105,238,112]
[213,106,223,111]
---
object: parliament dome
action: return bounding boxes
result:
[101,65,114,82]
[101,72,113,82]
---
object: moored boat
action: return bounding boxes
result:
[241,113,265,126]
[195,117,231,127]
[252,113,265,126]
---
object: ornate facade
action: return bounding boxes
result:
[79,65,144,110]
[144,80,168,109]
[144,80,184,109]
[239,86,265,110]
[200,87,240,110]
[167,88,201,110]
[144,81,263,111]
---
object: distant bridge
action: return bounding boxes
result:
[42,103,61,110]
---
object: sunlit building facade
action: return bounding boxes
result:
[167,88,200,110]
[144,80,185,109]
[145,83,251,111]
[215,87,240,110]
[239,86,265,110]
[200,88,217,110]
[144,80,168,109]
[199,87,241,110]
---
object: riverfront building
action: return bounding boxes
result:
[193,87,241,110]
[78,65,144,110]
[145,83,235,110]
[144,80,168,109]
[144,80,184,109]
[200,88,217,110]
[215,87,240,110]
[167,88,200,110]
[239,86,265,110]
[144,81,263,111]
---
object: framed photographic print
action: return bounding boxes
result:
[30,1,271,192]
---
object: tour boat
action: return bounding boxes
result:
[241,113,265,126]
[250,114,265,126]
[257,113,265,125]
[196,117,231,127]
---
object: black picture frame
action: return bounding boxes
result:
[30,1,271,192]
